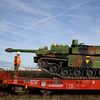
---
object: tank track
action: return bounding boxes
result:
[41,68,100,80]
[38,57,100,80]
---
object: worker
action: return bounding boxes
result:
[81,56,92,68]
[14,51,21,71]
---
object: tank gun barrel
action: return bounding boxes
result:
[5,48,37,53]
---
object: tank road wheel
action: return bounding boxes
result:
[73,68,83,77]
[38,59,48,69]
[85,68,96,77]
[48,63,60,74]
[61,67,71,77]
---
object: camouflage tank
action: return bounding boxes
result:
[5,40,100,79]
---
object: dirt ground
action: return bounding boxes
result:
[0,91,100,100]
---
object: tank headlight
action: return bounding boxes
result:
[41,81,46,87]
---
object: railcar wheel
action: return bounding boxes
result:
[12,86,28,94]
[48,63,60,74]
[85,69,96,77]
[38,59,48,69]
[98,69,100,77]
[61,67,71,77]
[73,68,83,77]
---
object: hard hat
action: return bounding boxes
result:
[86,56,90,58]
[17,51,20,55]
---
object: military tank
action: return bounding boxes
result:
[5,40,100,79]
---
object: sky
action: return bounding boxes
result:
[0,0,100,68]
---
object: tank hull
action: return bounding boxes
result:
[35,54,100,79]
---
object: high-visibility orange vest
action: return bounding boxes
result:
[14,55,21,64]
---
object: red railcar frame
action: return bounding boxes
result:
[0,70,100,90]
[2,78,100,90]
